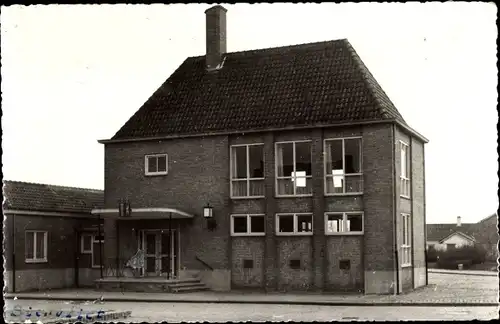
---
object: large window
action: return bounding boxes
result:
[325,212,364,235]
[81,233,104,268]
[145,153,168,176]
[230,214,265,236]
[401,213,412,266]
[276,213,313,235]
[276,141,312,196]
[230,144,264,198]
[25,231,48,263]
[324,137,363,195]
[400,141,410,198]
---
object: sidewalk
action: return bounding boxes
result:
[4,286,498,307]
[428,269,498,277]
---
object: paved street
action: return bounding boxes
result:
[4,272,499,322]
[4,299,498,322]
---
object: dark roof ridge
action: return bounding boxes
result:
[187,38,349,60]
[2,180,103,193]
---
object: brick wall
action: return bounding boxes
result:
[231,237,265,288]
[325,236,363,291]
[277,237,313,291]
[104,135,231,272]
[411,136,426,288]
[3,213,99,292]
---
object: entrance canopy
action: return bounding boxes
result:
[91,207,195,220]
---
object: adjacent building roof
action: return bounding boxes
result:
[438,231,476,244]
[109,39,426,142]
[426,223,476,242]
[2,180,104,214]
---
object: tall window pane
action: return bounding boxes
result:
[232,146,247,179]
[327,140,343,175]
[248,145,264,178]
[344,139,361,173]
[277,143,294,177]
[295,142,312,176]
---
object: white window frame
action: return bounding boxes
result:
[230,214,266,236]
[401,213,412,267]
[145,153,169,176]
[80,234,93,253]
[324,212,364,235]
[25,231,48,263]
[275,213,313,236]
[275,140,313,197]
[324,137,363,196]
[399,141,411,199]
[230,143,265,199]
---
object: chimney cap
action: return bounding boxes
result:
[205,5,227,14]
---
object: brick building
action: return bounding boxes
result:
[93,6,428,294]
[3,180,104,292]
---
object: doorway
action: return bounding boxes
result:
[139,229,179,278]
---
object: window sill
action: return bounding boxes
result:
[145,172,168,177]
[325,192,363,197]
[275,194,313,198]
[276,232,313,236]
[325,232,364,236]
[231,196,265,200]
[231,233,266,237]
[25,259,47,264]
[81,250,92,254]
[401,264,412,268]
[400,195,411,200]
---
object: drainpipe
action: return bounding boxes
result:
[98,213,103,279]
[392,124,399,295]
[11,214,16,293]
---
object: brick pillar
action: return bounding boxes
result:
[311,128,326,290]
[263,132,278,291]
[103,218,117,275]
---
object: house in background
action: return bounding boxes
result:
[92,5,428,295]
[3,180,104,292]
[426,216,476,251]
[426,214,499,261]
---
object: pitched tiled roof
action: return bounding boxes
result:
[426,223,476,242]
[112,39,408,140]
[2,180,104,214]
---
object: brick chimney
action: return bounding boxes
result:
[205,5,227,70]
[457,216,462,227]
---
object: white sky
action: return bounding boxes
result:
[1,3,498,224]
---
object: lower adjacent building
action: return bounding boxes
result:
[3,180,104,293]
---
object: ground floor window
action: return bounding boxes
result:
[276,213,313,235]
[325,212,364,234]
[25,231,48,263]
[81,233,104,268]
[231,214,265,236]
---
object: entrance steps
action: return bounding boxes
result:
[95,277,209,293]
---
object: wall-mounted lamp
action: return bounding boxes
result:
[203,203,216,231]
[203,203,213,218]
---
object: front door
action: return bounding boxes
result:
[141,230,178,278]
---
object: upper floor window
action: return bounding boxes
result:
[325,212,364,235]
[276,213,313,235]
[400,141,410,198]
[145,154,168,176]
[401,213,412,266]
[25,231,48,263]
[324,137,363,195]
[230,144,264,198]
[276,141,312,196]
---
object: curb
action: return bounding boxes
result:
[428,270,497,277]
[5,295,498,307]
